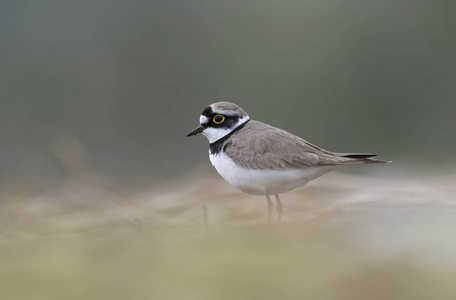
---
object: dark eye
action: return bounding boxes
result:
[213,115,225,124]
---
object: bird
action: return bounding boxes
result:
[186,102,390,221]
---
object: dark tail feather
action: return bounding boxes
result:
[335,153,392,164]
[342,153,377,159]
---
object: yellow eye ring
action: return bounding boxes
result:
[213,115,225,124]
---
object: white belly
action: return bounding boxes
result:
[209,152,335,195]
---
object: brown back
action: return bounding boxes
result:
[223,120,388,170]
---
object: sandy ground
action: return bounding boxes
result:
[0,167,455,299]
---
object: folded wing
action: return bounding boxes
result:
[224,120,390,170]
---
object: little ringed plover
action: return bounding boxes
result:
[187,102,390,220]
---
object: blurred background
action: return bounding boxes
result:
[1,0,456,299]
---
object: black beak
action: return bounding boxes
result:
[186,125,204,137]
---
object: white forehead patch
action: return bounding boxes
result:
[200,115,209,124]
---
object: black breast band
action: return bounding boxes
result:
[209,120,249,155]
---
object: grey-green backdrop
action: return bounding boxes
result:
[1,0,455,184]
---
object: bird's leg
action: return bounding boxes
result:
[275,194,283,223]
[265,194,273,223]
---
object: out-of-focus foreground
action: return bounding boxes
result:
[0,140,455,300]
